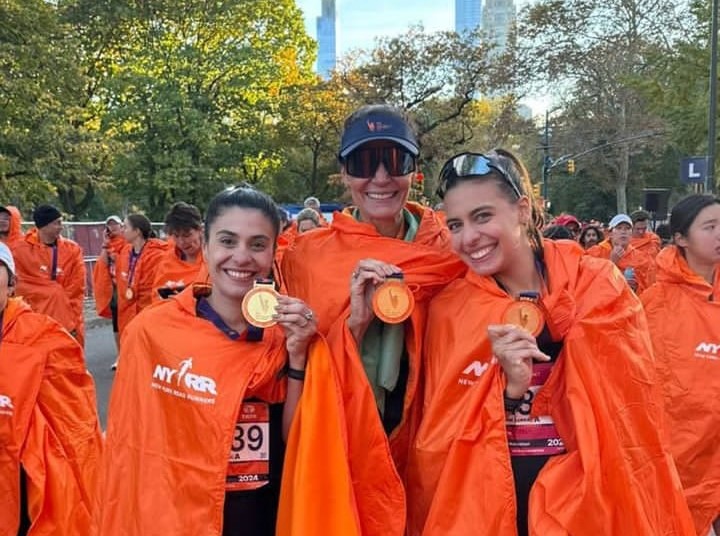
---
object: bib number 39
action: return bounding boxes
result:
[226,401,270,491]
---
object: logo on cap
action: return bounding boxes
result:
[367,120,392,133]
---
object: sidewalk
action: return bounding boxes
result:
[84,297,110,330]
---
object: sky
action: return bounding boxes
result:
[294,0,548,113]
[295,0,456,54]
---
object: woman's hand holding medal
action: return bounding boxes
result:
[487,324,551,399]
[347,259,413,344]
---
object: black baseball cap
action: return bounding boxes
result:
[338,105,419,160]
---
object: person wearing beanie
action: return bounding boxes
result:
[585,213,656,293]
[11,204,87,346]
[0,241,103,535]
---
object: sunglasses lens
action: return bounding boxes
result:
[437,154,521,199]
[345,147,416,178]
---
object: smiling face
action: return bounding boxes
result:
[203,206,275,303]
[675,203,720,268]
[342,141,414,227]
[444,178,531,277]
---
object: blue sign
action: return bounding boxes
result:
[680,157,707,184]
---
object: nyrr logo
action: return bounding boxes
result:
[0,394,14,416]
[694,342,720,361]
[458,358,496,386]
[152,358,218,397]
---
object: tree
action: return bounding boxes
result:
[519,0,687,212]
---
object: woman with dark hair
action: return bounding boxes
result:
[641,194,720,536]
[279,104,466,535]
[542,224,574,240]
[94,187,321,535]
[152,202,206,301]
[114,214,169,343]
[407,150,693,536]
[578,224,604,249]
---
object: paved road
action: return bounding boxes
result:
[85,321,116,428]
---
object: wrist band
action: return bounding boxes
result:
[503,390,525,413]
[287,367,306,381]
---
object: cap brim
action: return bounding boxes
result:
[339,135,419,159]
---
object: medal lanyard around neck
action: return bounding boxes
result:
[50,244,58,281]
[0,310,5,351]
[127,247,143,290]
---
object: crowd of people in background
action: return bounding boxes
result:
[0,103,718,536]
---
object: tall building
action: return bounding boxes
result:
[316,0,337,78]
[482,0,516,54]
[455,0,482,34]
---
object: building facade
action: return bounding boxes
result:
[482,0,516,53]
[316,0,337,78]
[455,0,483,34]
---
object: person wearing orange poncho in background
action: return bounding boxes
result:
[278,104,466,536]
[585,212,656,293]
[406,149,694,536]
[152,202,206,302]
[0,242,103,536]
[112,213,168,369]
[302,196,329,226]
[12,204,87,347]
[92,215,126,351]
[274,208,297,267]
[631,209,662,258]
[641,194,720,536]
[0,205,22,246]
[93,186,322,536]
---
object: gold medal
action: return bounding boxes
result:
[125,288,134,301]
[502,299,544,337]
[372,275,414,324]
[242,281,279,328]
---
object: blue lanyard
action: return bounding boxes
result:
[50,244,58,280]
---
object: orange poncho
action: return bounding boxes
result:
[12,228,86,345]
[93,287,326,534]
[278,203,466,536]
[115,239,169,335]
[407,240,694,536]
[585,239,656,293]
[641,246,720,535]
[92,235,126,318]
[1,206,22,246]
[631,231,662,258]
[0,297,102,535]
[151,247,205,303]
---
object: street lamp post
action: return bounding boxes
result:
[708,0,719,193]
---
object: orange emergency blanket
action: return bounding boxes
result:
[0,297,102,535]
[278,203,466,536]
[92,235,126,318]
[585,239,656,293]
[1,206,22,246]
[12,228,86,345]
[115,238,168,335]
[631,231,662,258]
[641,246,720,536]
[407,240,694,536]
[93,286,300,534]
[151,247,205,303]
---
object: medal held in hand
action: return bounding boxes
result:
[372,273,414,324]
[242,280,279,328]
[502,292,545,337]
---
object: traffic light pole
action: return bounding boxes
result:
[542,111,550,200]
[707,0,719,193]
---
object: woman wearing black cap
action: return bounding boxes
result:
[278,104,466,535]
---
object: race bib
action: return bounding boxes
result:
[226,401,270,492]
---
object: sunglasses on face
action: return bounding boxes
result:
[436,153,522,199]
[343,146,417,178]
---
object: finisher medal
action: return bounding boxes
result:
[242,280,279,328]
[502,295,544,337]
[125,288,134,301]
[372,273,414,324]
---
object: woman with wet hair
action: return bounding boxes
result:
[642,194,720,536]
[407,149,693,536]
